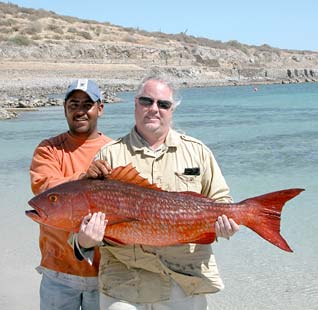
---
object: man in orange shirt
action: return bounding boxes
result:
[30,79,112,310]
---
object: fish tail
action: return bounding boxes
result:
[241,188,304,252]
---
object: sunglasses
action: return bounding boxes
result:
[137,96,173,110]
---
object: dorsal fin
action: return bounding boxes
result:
[108,163,162,191]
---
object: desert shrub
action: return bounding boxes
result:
[175,33,198,44]
[47,24,63,34]
[226,40,249,54]
[0,3,19,14]
[67,27,77,33]
[82,18,98,24]
[32,9,51,19]
[0,26,13,34]
[0,18,17,26]
[64,34,73,40]
[20,7,35,15]
[123,35,138,43]
[195,37,226,49]
[103,28,110,34]
[11,24,20,32]
[92,25,102,36]
[78,31,92,40]
[23,22,42,35]
[60,15,79,24]
[124,26,137,34]
[8,35,32,45]
[31,34,41,40]
[52,34,61,40]
[145,31,168,40]
[18,11,31,20]
[257,44,273,51]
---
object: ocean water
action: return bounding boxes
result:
[0,83,317,309]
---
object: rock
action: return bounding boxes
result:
[0,108,18,120]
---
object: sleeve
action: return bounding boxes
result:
[30,142,84,195]
[94,145,111,162]
[201,147,232,203]
[67,233,95,265]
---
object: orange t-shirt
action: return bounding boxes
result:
[30,131,111,276]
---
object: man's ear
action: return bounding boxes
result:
[98,103,104,117]
[63,101,67,117]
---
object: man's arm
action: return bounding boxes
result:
[30,143,84,194]
[30,142,111,194]
[201,148,239,239]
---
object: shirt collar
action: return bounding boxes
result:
[130,127,180,153]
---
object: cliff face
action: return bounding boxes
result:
[1,2,318,87]
[1,40,318,84]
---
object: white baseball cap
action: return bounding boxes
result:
[65,79,102,102]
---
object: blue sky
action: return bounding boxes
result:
[5,0,318,51]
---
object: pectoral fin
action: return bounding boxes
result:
[181,232,217,244]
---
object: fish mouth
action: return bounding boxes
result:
[25,200,48,223]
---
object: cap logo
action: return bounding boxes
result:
[76,79,88,91]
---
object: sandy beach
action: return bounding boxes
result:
[0,60,144,98]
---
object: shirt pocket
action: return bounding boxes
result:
[175,172,202,192]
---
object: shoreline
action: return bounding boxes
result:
[0,60,316,120]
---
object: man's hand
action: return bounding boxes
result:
[78,212,108,249]
[215,215,239,240]
[80,160,112,179]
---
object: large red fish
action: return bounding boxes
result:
[26,164,304,252]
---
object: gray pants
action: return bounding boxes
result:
[37,267,99,310]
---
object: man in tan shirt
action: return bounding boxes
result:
[74,76,239,309]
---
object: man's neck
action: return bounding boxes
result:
[135,127,169,150]
[68,131,100,140]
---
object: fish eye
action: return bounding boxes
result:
[48,194,58,203]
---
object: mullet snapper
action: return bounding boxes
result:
[26,164,304,252]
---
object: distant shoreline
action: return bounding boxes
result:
[0,60,316,120]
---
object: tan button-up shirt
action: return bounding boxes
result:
[95,128,232,303]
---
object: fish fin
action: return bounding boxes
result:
[104,237,126,245]
[108,163,162,191]
[185,232,216,244]
[106,214,139,225]
[241,188,304,252]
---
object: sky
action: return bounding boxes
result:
[4,0,318,51]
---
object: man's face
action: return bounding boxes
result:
[135,80,174,138]
[64,90,103,139]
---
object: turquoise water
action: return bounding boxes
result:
[0,83,317,309]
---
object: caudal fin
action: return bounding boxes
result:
[241,188,304,252]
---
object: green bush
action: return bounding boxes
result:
[67,27,77,33]
[23,22,42,35]
[0,18,17,26]
[9,35,32,46]
[78,31,92,40]
[0,26,13,34]
[47,24,63,34]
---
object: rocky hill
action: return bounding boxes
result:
[1,2,318,118]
